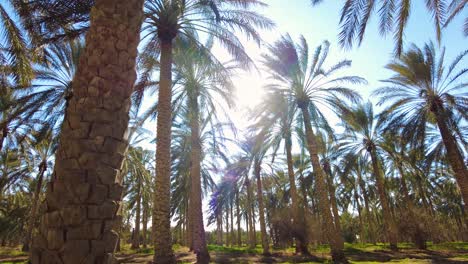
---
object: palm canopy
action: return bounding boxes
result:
[143,0,274,67]
[262,34,365,126]
[374,41,468,148]
[13,40,83,132]
[338,101,380,157]
[319,0,466,55]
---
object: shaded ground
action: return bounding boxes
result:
[1,243,468,263]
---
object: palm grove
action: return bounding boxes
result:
[0,0,466,264]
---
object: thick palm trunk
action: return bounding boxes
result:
[435,111,468,211]
[370,149,398,251]
[299,106,346,263]
[236,190,242,246]
[23,161,46,252]
[254,159,270,255]
[153,38,176,264]
[131,179,141,249]
[285,135,309,254]
[30,1,143,263]
[246,179,255,248]
[189,92,210,263]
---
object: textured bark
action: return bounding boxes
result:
[188,88,210,263]
[131,177,141,249]
[370,149,398,251]
[300,106,346,263]
[153,39,176,264]
[285,135,309,254]
[30,1,144,263]
[434,109,468,212]
[254,158,270,255]
[23,161,47,252]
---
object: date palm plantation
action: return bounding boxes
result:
[1,1,468,264]
[374,42,468,210]
[142,1,273,263]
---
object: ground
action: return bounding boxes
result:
[1,242,468,263]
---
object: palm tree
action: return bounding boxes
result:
[250,91,310,254]
[262,34,365,263]
[142,1,274,262]
[374,42,468,211]
[445,0,467,36]
[0,1,34,86]
[338,102,399,250]
[314,0,460,55]
[22,130,57,252]
[124,147,153,250]
[170,41,236,262]
[30,0,145,263]
[12,40,83,132]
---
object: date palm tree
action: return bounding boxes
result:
[374,42,468,211]
[141,1,274,262]
[338,102,399,250]
[262,34,365,263]
[172,42,236,262]
[30,0,145,263]
[322,0,460,55]
[22,130,57,252]
[250,91,310,254]
[312,0,465,55]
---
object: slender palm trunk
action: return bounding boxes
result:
[354,189,364,243]
[299,105,346,263]
[254,158,270,255]
[132,178,141,249]
[357,171,375,244]
[30,1,143,262]
[217,213,223,245]
[23,161,47,252]
[285,134,309,254]
[246,179,255,248]
[142,205,148,248]
[236,190,242,246]
[153,37,176,263]
[324,164,343,240]
[189,91,210,263]
[370,149,398,251]
[0,126,6,152]
[230,200,234,247]
[225,204,230,247]
[434,110,468,212]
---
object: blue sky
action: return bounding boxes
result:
[227,0,466,109]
